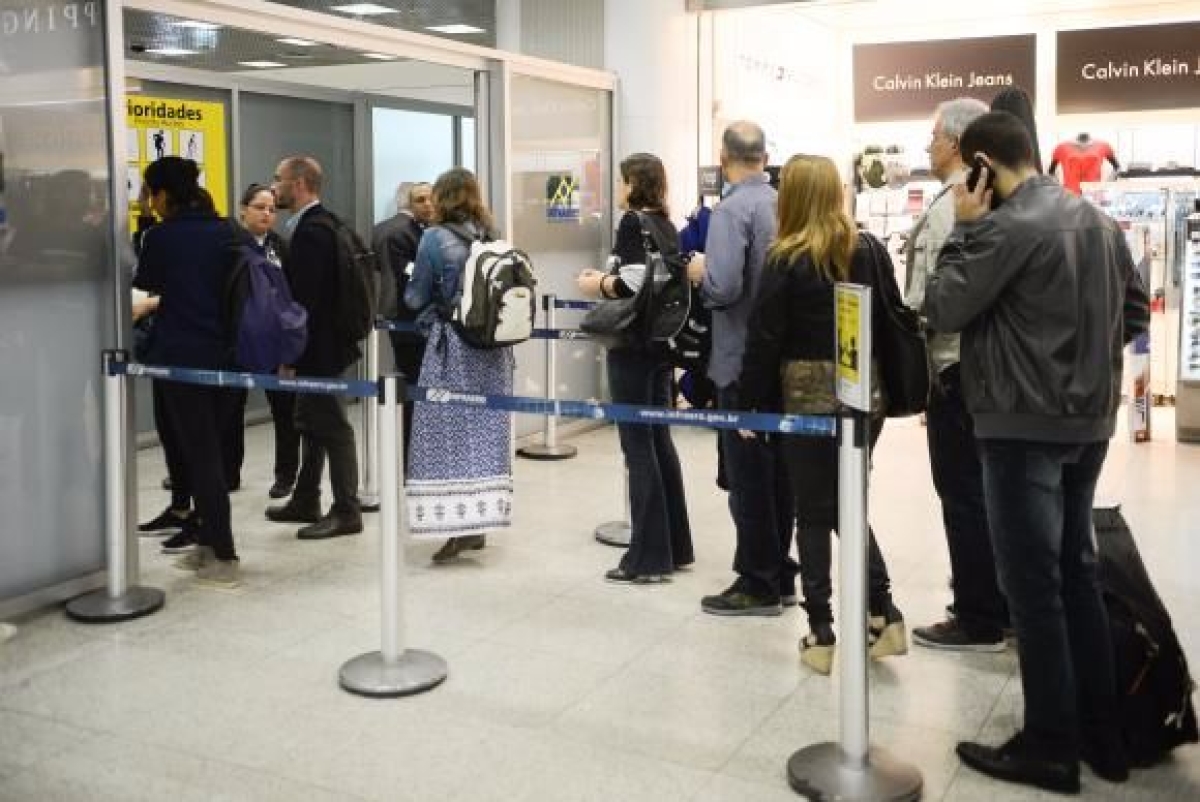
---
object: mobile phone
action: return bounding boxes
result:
[965,155,995,194]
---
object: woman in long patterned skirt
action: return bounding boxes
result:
[404,168,514,563]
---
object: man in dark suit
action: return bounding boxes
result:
[266,156,363,539]
[371,181,433,462]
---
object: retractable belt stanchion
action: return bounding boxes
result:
[340,373,448,697]
[517,293,578,460]
[359,326,382,513]
[594,470,631,547]
[66,350,165,623]
[786,285,921,802]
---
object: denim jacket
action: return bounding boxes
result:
[404,221,484,334]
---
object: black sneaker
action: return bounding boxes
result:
[268,481,294,500]
[913,618,1005,653]
[138,507,190,535]
[701,585,782,617]
[160,529,198,554]
[956,733,1080,794]
[605,567,669,585]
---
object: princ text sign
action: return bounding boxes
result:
[1058,23,1200,113]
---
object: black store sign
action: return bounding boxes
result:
[853,35,1036,123]
[1058,23,1200,113]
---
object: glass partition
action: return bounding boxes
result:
[0,0,113,609]
[510,75,612,435]
[371,107,455,222]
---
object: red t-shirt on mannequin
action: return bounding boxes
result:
[1050,136,1119,194]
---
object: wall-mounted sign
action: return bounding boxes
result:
[1057,23,1200,113]
[853,35,1036,123]
[125,96,228,232]
[545,173,581,222]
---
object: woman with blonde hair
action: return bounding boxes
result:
[738,154,905,674]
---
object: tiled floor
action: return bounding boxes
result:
[2,408,1199,801]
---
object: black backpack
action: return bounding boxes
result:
[1095,506,1199,766]
[311,211,377,344]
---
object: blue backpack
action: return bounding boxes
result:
[225,242,308,372]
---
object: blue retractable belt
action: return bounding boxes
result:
[115,362,835,437]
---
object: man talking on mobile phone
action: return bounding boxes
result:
[927,111,1149,795]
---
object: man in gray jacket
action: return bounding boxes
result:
[906,97,1009,653]
[687,121,796,616]
[927,111,1149,794]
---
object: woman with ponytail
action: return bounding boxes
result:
[134,156,243,589]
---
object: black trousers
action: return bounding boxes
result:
[221,389,248,489]
[784,416,893,624]
[927,365,1007,635]
[265,389,300,486]
[717,384,797,599]
[158,382,239,560]
[389,333,426,468]
[294,392,360,516]
[607,349,694,574]
[153,379,191,510]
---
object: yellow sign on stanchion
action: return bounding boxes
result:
[835,283,871,411]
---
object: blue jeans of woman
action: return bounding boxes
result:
[607,349,693,575]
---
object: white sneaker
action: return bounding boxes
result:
[173,546,215,572]
[195,559,242,590]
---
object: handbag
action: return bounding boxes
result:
[861,233,930,417]
[581,213,689,348]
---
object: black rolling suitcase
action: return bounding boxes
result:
[1094,505,1199,766]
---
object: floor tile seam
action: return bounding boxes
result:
[18,723,378,802]
[710,678,803,778]
[0,639,119,693]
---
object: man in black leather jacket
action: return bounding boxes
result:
[927,111,1150,795]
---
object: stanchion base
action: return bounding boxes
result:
[360,494,381,513]
[65,586,165,624]
[339,649,448,698]
[787,743,923,802]
[594,521,631,548]
[517,443,578,460]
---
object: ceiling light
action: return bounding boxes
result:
[238,60,287,68]
[145,47,198,56]
[277,37,319,46]
[174,20,221,30]
[425,24,486,35]
[330,3,399,14]
[362,52,398,60]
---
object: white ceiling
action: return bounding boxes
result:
[792,0,1200,33]
[230,60,475,106]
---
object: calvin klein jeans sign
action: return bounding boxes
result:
[853,36,1036,123]
[1058,23,1200,113]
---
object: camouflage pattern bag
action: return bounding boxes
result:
[781,358,884,414]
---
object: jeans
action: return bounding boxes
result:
[927,366,1007,635]
[159,383,239,560]
[980,438,1118,760]
[784,416,892,624]
[265,389,299,486]
[717,384,796,599]
[607,349,693,574]
[294,393,361,517]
